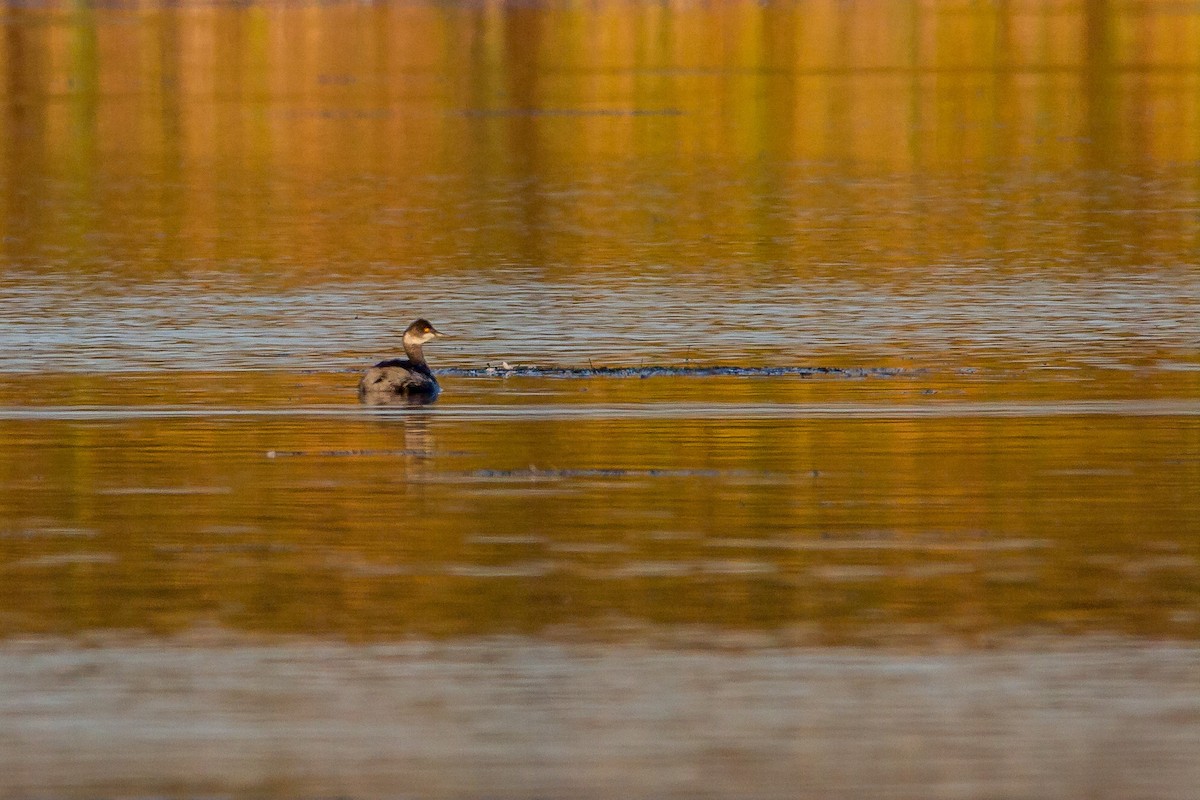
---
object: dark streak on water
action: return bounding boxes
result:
[440,365,915,378]
[471,467,739,478]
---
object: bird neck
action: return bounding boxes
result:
[403,339,427,366]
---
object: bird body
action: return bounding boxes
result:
[358,359,438,397]
[359,319,444,401]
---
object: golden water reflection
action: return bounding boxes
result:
[2,370,1197,644]
[2,0,1199,278]
[0,0,1198,647]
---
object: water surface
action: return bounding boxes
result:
[1,0,1199,797]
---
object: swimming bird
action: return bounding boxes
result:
[359,318,444,401]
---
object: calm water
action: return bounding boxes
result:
[2,0,1200,797]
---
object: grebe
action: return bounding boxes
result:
[358,318,444,401]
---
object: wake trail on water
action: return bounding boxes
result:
[438,365,918,378]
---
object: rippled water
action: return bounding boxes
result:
[2,0,1200,796]
[3,219,1197,373]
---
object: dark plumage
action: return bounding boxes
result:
[359,318,444,401]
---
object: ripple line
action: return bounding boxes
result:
[0,400,1196,421]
